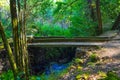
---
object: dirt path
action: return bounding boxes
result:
[83,31,120,77]
[94,32,120,58]
[84,46,120,76]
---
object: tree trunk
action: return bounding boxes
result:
[111,14,120,30]
[87,0,96,21]
[9,0,20,68]
[0,22,18,79]
[23,0,29,79]
[9,0,29,79]
[18,0,29,79]
[17,0,24,70]
[96,0,102,34]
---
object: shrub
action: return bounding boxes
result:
[89,53,99,62]
[0,70,14,80]
[102,71,120,80]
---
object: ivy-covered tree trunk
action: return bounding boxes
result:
[9,0,20,68]
[96,0,102,34]
[9,0,29,79]
[22,0,29,79]
[0,22,18,80]
[17,0,24,70]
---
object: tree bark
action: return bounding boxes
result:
[23,0,29,79]
[17,0,29,79]
[9,0,20,68]
[96,0,102,34]
[111,14,120,30]
[17,0,24,70]
[0,22,18,79]
[87,0,96,21]
[8,0,29,79]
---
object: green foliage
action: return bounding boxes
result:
[0,38,2,43]
[0,70,14,80]
[0,69,65,80]
[27,21,97,37]
[98,71,107,78]
[0,70,26,80]
[28,23,72,37]
[100,0,120,30]
[40,24,65,36]
[89,53,99,62]
[30,76,41,80]
[30,67,69,80]
[74,58,83,65]
[102,71,120,80]
[68,22,97,37]
[1,0,120,38]
[26,0,98,37]
[5,30,12,38]
[76,74,89,80]
[45,48,61,60]
[101,0,120,19]
[53,0,97,37]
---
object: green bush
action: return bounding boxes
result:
[27,21,97,38]
[0,70,14,80]
[102,71,120,80]
[89,53,99,62]
[28,23,72,37]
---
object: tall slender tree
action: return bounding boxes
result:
[0,22,18,79]
[111,14,120,30]
[96,0,102,34]
[9,0,20,68]
[87,0,96,21]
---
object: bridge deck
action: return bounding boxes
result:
[28,37,112,42]
[28,42,106,47]
[28,36,120,47]
[1,36,120,48]
[28,42,120,47]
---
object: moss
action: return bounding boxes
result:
[76,74,81,79]
[89,53,99,62]
[77,66,83,70]
[0,45,4,50]
[76,74,89,80]
[98,71,107,78]
[87,62,96,67]
[101,71,120,80]
[74,58,84,65]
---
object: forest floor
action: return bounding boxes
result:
[82,32,120,79]
[59,30,120,80]
[93,30,120,71]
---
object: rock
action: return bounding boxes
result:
[58,58,69,64]
[0,66,3,71]
[69,66,76,71]
[59,72,70,80]
[75,48,87,58]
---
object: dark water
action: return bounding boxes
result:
[29,47,76,75]
[45,62,69,75]
[31,62,70,80]
[31,57,72,75]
